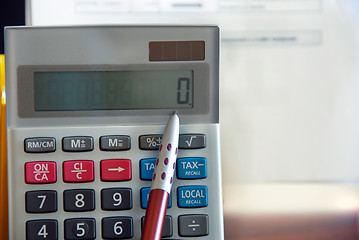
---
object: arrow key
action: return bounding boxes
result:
[101,159,132,181]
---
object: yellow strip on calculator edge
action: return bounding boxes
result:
[0,54,9,240]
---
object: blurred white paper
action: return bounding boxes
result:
[26,0,359,182]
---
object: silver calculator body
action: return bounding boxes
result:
[5,26,223,239]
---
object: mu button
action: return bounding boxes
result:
[101,159,132,181]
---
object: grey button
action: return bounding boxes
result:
[62,136,94,152]
[139,135,162,150]
[100,135,131,151]
[24,137,56,153]
[141,215,173,237]
[179,134,206,149]
[178,214,209,237]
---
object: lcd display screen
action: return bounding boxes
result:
[34,70,193,111]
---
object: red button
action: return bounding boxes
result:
[63,160,94,182]
[25,161,57,184]
[101,159,132,181]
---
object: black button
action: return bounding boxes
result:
[141,215,173,238]
[26,190,57,213]
[102,216,133,239]
[139,135,162,150]
[63,189,95,212]
[179,134,206,149]
[24,137,56,153]
[100,135,131,151]
[26,219,58,240]
[101,188,132,211]
[178,214,209,237]
[64,218,96,240]
[62,136,94,152]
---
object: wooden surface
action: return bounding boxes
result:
[224,211,358,240]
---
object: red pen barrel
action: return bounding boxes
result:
[142,189,170,240]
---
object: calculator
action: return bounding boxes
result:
[5,26,223,239]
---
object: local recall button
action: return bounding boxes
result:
[25,161,57,184]
[177,186,208,208]
[62,136,94,152]
[24,137,56,153]
[177,158,207,179]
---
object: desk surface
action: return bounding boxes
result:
[223,183,359,240]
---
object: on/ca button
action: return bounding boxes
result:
[25,161,57,184]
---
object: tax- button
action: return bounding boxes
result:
[101,159,132,181]
[63,160,94,183]
[177,158,207,179]
[177,186,208,208]
[25,161,57,184]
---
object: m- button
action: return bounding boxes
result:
[24,137,56,153]
[100,135,131,151]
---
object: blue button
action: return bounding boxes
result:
[140,158,156,180]
[176,158,207,179]
[140,187,172,209]
[177,186,208,208]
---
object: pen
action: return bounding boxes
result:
[142,112,179,240]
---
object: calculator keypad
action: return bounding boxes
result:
[23,133,210,239]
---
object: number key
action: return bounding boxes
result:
[101,188,132,211]
[102,217,133,239]
[26,190,57,213]
[64,218,96,240]
[26,219,58,240]
[63,189,95,212]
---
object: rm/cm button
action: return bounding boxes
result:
[24,137,56,153]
